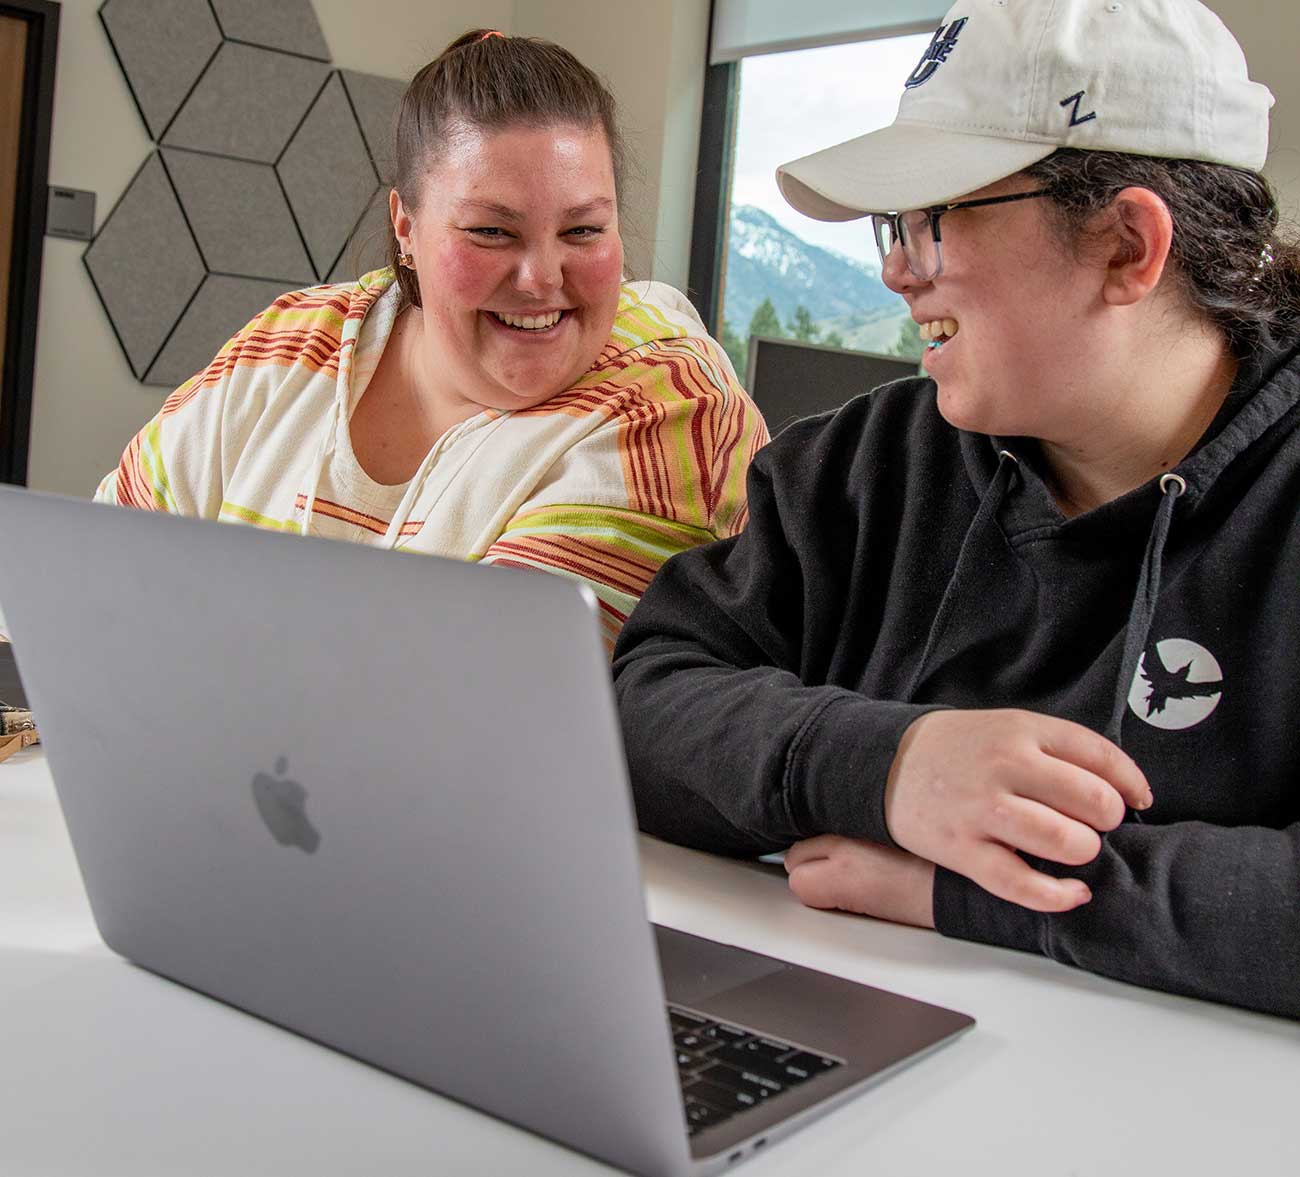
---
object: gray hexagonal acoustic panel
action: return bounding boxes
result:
[91,0,404,387]
[161,149,316,284]
[84,153,206,380]
[100,0,222,141]
[162,42,332,163]
[339,70,407,184]
[209,0,331,61]
[279,73,380,280]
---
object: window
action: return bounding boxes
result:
[693,32,933,377]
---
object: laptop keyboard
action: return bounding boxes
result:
[668,1004,842,1137]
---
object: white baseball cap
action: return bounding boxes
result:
[776,0,1274,220]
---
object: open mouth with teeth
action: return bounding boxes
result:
[919,318,959,349]
[487,309,570,333]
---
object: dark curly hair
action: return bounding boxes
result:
[385,30,625,312]
[1023,149,1300,357]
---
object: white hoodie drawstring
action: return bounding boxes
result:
[300,396,342,538]
[378,416,512,549]
[380,445,441,549]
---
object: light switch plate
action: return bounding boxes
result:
[46,187,97,241]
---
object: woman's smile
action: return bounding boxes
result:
[484,308,574,335]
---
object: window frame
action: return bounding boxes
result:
[1,0,59,487]
[686,58,739,339]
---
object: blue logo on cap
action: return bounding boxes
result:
[904,18,968,89]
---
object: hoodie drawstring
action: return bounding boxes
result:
[301,398,446,551]
[380,446,441,548]
[300,398,342,539]
[1105,472,1186,749]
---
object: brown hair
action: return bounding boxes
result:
[386,30,625,311]
[1024,149,1300,357]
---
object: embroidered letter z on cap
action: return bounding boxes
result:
[776,0,1275,221]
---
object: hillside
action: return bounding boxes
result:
[722,205,913,356]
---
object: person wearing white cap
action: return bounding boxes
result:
[613,0,1300,1017]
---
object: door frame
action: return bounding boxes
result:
[1,0,59,486]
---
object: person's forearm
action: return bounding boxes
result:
[614,635,937,854]
[934,820,1300,1018]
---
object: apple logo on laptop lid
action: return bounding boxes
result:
[251,756,320,853]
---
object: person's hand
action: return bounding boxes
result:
[785,837,936,928]
[884,709,1152,913]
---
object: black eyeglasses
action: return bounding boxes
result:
[871,189,1051,281]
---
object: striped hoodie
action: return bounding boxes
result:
[96,269,767,649]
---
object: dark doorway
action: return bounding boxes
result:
[0,1,58,486]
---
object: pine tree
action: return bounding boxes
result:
[748,297,784,340]
[787,304,820,342]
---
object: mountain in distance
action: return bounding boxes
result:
[723,204,908,350]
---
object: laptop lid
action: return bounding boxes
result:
[0,487,692,1177]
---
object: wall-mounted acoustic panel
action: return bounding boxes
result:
[83,153,205,380]
[100,0,222,140]
[339,70,405,183]
[145,274,297,388]
[209,0,331,61]
[90,3,406,388]
[161,149,315,285]
[162,42,331,163]
[278,74,380,280]
[329,188,391,285]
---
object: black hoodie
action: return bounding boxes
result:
[613,332,1300,1020]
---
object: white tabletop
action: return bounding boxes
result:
[2,750,1296,1176]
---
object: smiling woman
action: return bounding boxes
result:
[95,30,767,651]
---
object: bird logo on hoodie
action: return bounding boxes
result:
[1127,637,1224,730]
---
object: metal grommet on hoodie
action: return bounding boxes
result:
[1159,472,1187,496]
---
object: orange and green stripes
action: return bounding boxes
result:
[480,504,717,650]
[111,416,177,511]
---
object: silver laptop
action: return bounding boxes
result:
[0,486,972,1177]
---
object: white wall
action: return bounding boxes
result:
[1208,2,1300,219]
[25,0,710,496]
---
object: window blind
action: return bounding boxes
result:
[709,0,949,65]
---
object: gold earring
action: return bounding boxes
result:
[398,251,416,270]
